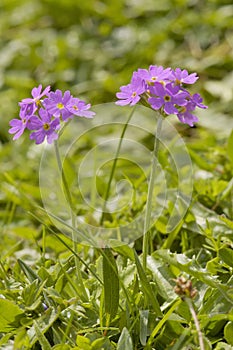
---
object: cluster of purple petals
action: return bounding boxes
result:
[116,66,207,126]
[9,85,95,144]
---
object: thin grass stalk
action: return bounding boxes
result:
[54,139,88,301]
[142,114,163,270]
[100,106,136,225]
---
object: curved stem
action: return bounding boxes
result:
[100,106,136,225]
[142,114,163,270]
[185,297,205,350]
[54,139,88,301]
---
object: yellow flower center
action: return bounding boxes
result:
[43,123,50,131]
[164,95,171,102]
[131,92,137,97]
[57,102,64,109]
[180,106,187,113]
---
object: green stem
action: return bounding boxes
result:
[142,114,163,270]
[100,106,136,225]
[184,297,205,350]
[54,139,88,301]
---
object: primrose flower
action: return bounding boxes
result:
[43,89,73,121]
[171,68,198,85]
[148,82,188,115]
[20,84,50,110]
[115,65,207,126]
[28,108,60,144]
[177,103,199,127]
[66,98,96,119]
[9,85,95,144]
[9,105,33,140]
[137,65,172,85]
[116,73,146,106]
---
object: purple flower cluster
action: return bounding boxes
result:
[9,85,95,144]
[116,66,207,126]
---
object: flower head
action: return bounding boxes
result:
[20,84,50,110]
[148,82,188,115]
[116,73,146,106]
[171,68,198,85]
[9,85,95,144]
[28,108,60,144]
[66,98,96,119]
[115,65,207,126]
[137,65,172,85]
[9,104,34,140]
[44,89,73,121]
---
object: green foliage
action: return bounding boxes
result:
[1,0,233,349]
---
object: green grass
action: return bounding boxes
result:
[1,0,233,349]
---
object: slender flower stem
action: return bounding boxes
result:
[142,114,163,270]
[184,297,205,350]
[54,139,88,301]
[100,106,136,225]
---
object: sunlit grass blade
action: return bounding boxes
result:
[102,248,119,327]
[133,250,162,317]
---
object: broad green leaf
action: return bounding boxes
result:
[0,299,24,332]
[102,248,119,325]
[27,308,60,346]
[116,327,133,350]
[224,321,233,345]
[219,247,233,268]
[91,337,107,349]
[76,335,91,350]
[154,249,233,304]
[110,239,134,260]
[139,310,149,346]
[147,255,177,300]
[215,342,233,350]
[133,250,162,316]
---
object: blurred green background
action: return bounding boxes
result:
[1,0,233,140]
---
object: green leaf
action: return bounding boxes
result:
[0,299,24,332]
[76,335,91,350]
[102,248,119,325]
[34,321,52,350]
[116,327,133,350]
[133,250,162,316]
[219,247,233,268]
[154,249,233,303]
[227,130,233,166]
[18,259,41,283]
[140,310,149,346]
[215,342,233,350]
[27,308,60,346]
[224,321,233,345]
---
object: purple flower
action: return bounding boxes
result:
[28,108,60,144]
[171,68,199,85]
[66,98,95,119]
[20,84,50,110]
[116,73,146,106]
[44,89,73,120]
[137,65,172,84]
[189,93,208,109]
[177,103,199,127]
[9,105,33,140]
[148,82,188,115]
